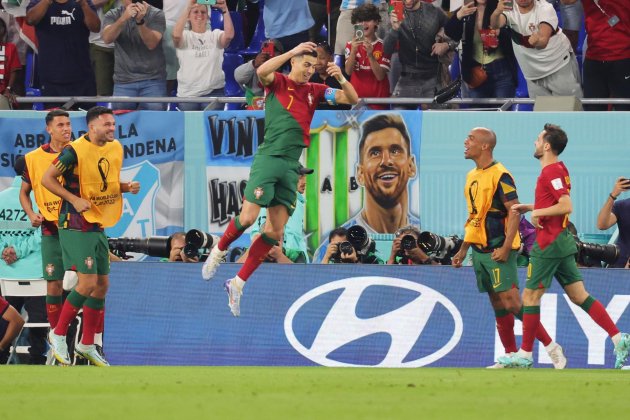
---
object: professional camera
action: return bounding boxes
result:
[418,231,463,265]
[401,234,419,251]
[183,229,219,259]
[347,225,375,255]
[573,236,619,268]
[108,236,171,259]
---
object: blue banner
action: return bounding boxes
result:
[106,264,630,368]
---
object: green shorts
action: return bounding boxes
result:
[58,229,110,275]
[41,234,64,281]
[525,253,583,290]
[472,249,519,293]
[244,154,300,216]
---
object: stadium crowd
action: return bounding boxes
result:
[0,0,628,110]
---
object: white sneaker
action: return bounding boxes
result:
[48,330,71,365]
[75,342,110,367]
[224,278,242,317]
[547,343,567,369]
[201,245,227,280]
[487,353,513,369]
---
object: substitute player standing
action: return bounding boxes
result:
[202,41,359,316]
[42,106,140,366]
[501,124,630,369]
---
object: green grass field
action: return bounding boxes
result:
[3,366,626,419]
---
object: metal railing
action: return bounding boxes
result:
[8,96,630,111]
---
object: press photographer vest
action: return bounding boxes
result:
[72,136,123,228]
[464,162,520,250]
[25,147,62,222]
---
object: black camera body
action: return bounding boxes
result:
[331,225,378,263]
[400,234,418,251]
[183,229,218,259]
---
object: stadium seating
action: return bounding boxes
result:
[24,50,44,111]
[239,5,266,56]
[223,53,245,110]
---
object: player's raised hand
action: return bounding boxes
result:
[290,42,317,57]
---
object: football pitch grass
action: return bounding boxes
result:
[4,366,626,419]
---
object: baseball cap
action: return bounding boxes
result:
[298,164,314,175]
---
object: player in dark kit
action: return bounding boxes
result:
[500,123,630,369]
[202,41,359,316]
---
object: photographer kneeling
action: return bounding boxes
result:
[322,227,383,264]
[388,226,436,265]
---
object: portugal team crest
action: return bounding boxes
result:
[85,256,94,270]
[254,187,264,199]
[45,263,55,276]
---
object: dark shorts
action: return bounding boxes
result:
[472,249,519,293]
[58,229,110,275]
[525,253,583,290]
[243,154,300,216]
[41,234,64,281]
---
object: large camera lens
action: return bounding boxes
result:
[339,241,354,255]
[108,237,171,258]
[401,234,418,251]
[576,241,619,266]
[347,225,368,251]
[185,229,216,249]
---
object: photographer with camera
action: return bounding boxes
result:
[322,226,383,264]
[167,232,199,262]
[235,39,284,99]
[387,225,434,265]
[596,177,630,268]
[452,127,566,369]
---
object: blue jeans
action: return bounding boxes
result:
[112,79,167,111]
[467,58,516,100]
[177,88,226,111]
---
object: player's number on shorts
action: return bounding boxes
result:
[492,268,501,289]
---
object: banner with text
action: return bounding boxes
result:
[203,110,422,254]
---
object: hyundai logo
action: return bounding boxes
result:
[284,277,463,367]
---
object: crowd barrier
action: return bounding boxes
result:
[106,263,630,368]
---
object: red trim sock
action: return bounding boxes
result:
[534,324,552,347]
[586,299,620,338]
[45,295,63,329]
[82,306,99,346]
[495,310,517,353]
[237,234,277,281]
[97,306,105,334]
[521,306,540,352]
[217,216,246,251]
[54,290,88,336]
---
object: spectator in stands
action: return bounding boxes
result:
[596,177,630,268]
[0,296,25,364]
[344,3,390,109]
[387,225,435,265]
[311,41,350,109]
[552,0,583,52]
[445,0,518,100]
[0,7,28,67]
[308,0,341,47]
[26,0,100,106]
[162,0,187,97]
[234,39,282,97]
[102,0,167,110]
[250,0,314,53]
[0,157,47,365]
[490,0,582,98]
[173,0,234,111]
[384,0,454,108]
[578,0,630,111]
[0,18,21,110]
[89,0,120,96]
[335,0,390,56]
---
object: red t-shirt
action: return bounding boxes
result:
[583,0,630,61]
[534,161,571,250]
[345,39,391,104]
[0,296,9,316]
[0,42,21,92]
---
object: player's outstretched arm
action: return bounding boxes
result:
[326,62,359,105]
[257,42,318,86]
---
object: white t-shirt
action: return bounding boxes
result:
[175,29,225,97]
[504,0,572,80]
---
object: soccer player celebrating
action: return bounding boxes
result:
[452,127,566,369]
[42,106,140,366]
[501,124,630,369]
[20,110,71,333]
[202,41,359,316]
